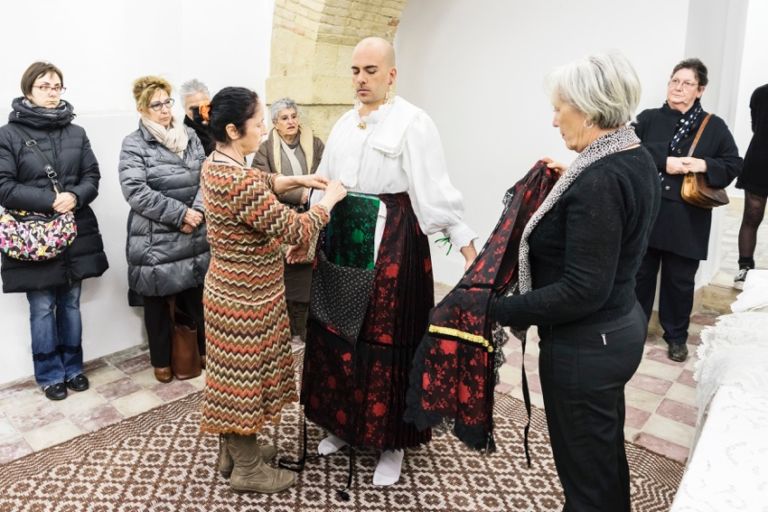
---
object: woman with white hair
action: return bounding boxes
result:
[491,53,660,511]
[180,79,215,155]
[252,97,324,342]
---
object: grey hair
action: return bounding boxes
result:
[270,97,299,122]
[547,52,641,129]
[179,79,210,99]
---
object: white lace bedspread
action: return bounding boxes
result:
[731,269,768,313]
[671,386,768,511]
[670,311,768,511]
[694,312,768,423]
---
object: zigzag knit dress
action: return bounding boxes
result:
[199,160,329,435]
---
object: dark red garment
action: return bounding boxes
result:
[300,193,434,450]
[404,161,558,451]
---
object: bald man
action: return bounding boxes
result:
[300,37,477,486]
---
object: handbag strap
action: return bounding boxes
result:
[686,113,712,157]
[10,124,62,193]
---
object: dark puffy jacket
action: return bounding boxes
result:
[0,98,109,293]
[118,122,209,297]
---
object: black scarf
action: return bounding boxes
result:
[9,97,75,130]
[184,115,215,156]
[668,98,703,155]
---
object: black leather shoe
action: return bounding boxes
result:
[43,382,68,401]
[66,374,89,392]
[668,343,688,363]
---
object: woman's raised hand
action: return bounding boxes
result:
[324,180,347,203]
[542,157,568,175]
[319,180,347,211]
[272,174,329,195]
[295,174,330,190]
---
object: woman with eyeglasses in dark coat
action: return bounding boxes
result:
[634,58,742,363]
[0,61,109,400]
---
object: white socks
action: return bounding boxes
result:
[317,434,348,455]
[373,449,404,486]
[319,437,405,486]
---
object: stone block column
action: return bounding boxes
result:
[267,0,408,139]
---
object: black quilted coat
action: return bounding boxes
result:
[0,98,108,293]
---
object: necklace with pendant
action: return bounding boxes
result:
[356,107,368,130]
[214,149,245,166]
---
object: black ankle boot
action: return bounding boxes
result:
[43,382,67,401]
[668,343,688,362]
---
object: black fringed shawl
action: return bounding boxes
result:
[404,161,558,453]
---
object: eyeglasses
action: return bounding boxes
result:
[33,84,66,94]
[148,98,175,111]
[668,79,699,90]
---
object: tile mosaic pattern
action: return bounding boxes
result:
[0,311,712,467]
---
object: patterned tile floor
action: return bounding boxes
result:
[0,197,765,468]
[0,311,712,467]
[0,348,206,464]
[496,316,711,465]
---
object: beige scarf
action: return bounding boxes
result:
[141,117,189,158]
[270,126,315,175]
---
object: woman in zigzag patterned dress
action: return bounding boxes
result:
[197,87,347,494]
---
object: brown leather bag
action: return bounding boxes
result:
[169,296,202,380]
[680,114,730,208]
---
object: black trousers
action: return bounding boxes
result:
[287,300,309,341]
[635,247,700,345]
[142,285,205,368]
[538,303,646,512]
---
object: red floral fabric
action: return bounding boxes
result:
[301,193,434,450]
[404,162,558,451]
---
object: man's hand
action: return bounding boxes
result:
[180,223,195,234]
[52,192,77,213]
[460,241,477,271]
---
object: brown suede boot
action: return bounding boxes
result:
[218,434,278,478]
[227,434,295,493]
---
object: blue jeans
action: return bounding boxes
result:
[26,282,83,387]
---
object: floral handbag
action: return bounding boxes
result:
[0,126,78,261]
[0,209,77,261]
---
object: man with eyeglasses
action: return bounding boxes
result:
[634,58,742,363]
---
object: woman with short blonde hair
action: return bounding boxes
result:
[118,76,210,383]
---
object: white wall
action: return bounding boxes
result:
[684,0,749,286]
[0,0,275,385]
[395,0,691,284]
[1,0,760,385]
[733,1,768,165]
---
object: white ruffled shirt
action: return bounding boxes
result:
[314,96,476,254]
